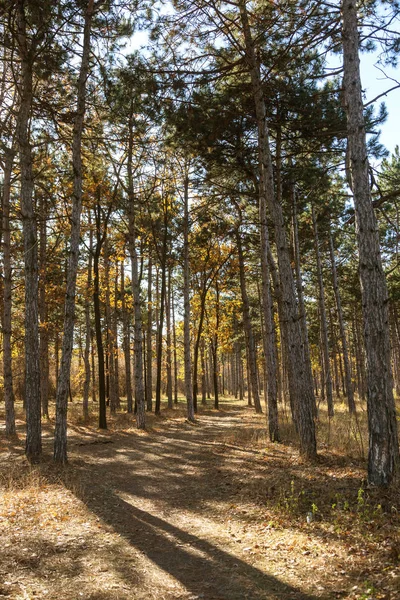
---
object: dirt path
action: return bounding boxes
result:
[1,403,399,599]
[68,408,317,600]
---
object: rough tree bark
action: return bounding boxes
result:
[104,237,117,414]
[146,255,153,411]
[155,205,167,416]
[311,204,334,417]
[2,148,16,436]
[328,227,356,413]
[93,200,110,430]
[183,172,195,422]
[211,280,220,410]
[39,192,49,419]
[54,0,94,463]
[16,0,41,461]
[127,107,145,429]
[342,0,399,485]
[121,258,133,413]
[292,191,316,419]
[82,212,93,422]
[239,0,316,458]
[172,282,179,404]
[113,261,120,409]
[166,267,173,409]
[236,229,262,414]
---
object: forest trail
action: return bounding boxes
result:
[1,402,399,600]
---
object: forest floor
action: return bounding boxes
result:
[0,398,399,600]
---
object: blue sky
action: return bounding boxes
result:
[360,52,400,157]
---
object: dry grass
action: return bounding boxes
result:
[0,395,399,599]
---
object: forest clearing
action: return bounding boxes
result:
[1,398,399,600]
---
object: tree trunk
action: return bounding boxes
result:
[54,0,94,463]
[146,255,153,411]
[82,213,93,422]
[166,267,173,409]
[39,193,49,419]
[329,228,356,413]
[113,261,120,409]
[55,330,60,385]
[352,312,365,401]
[16,0,41,461]
[193,281,208,412]
[342,0,399,485]
[93,249,107,429]
[93,202,108,430]
[206,345,211,399]
[236,229,262,413]
[391,305,400,398]
[201,337,207,405]
[2,148,16,435]
[91,325,97,403]
[342,0,399,486]
[311,204,334,417]
[127,108,145,430]
[239,0,315,457]
[155,247,167,415]
[172,281,179,404]
[121,257,133,413]
[246,344,252,407]
[292,191,316,419]
[105,237,117,413]
[183,173,195,421]
[212,280,220,410]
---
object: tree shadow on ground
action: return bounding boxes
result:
[58,410,330,599]
[66,471,321,600]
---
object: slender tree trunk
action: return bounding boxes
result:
[193,283,208,412]
[166,267,173,409]
[330,314,341,398]
[113,261,120,409]
[54,0,94,463]
[329,228,356,413]
[91,326,97,403]
[206,345,211,399]
[105,237,117,414]
[238,346,244,401]
[311,204,334,417]
[246,344,252,407]
[183,173,195,421]
[127,109,145,429]
[2,149,16,435]
[172,282,179,404]
[239,0,316,458]
[222,354,225,396]
[342,0,399,485]
[155,257,166,415]
[236,230,262,413]
[16,1,41,461]
[38,193,50,419]
[93,232,107,430]
[82,213,93,422]
[212,280,220,410]
[201,337,207,405]
[352,313,365,400]
[293,191,316,419]
[268,247,293,420]
[55,331,60,385]
[121,258,133,413]
[146,255,153,411]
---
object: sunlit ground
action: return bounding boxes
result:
[0,395,399,600]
